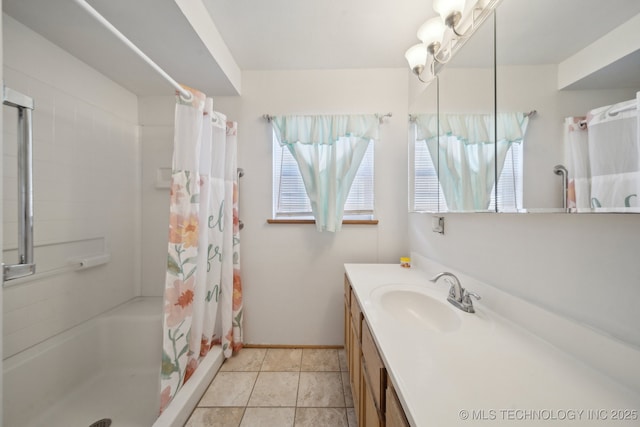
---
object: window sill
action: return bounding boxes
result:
[267,219,379,225]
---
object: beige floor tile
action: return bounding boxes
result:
[338,349,348,372]
[240,407,295,427]
[294,408,348,427]
[297,372,345,407]
[300,349,340,371]
[341,371,353,408]
[220,348,267,372]
[185,407,244,427]
[248,372,300,407]
[261,348,302,371]
[346,407,357,427]
[199,372,258,407]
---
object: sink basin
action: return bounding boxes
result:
[371,285,461,333]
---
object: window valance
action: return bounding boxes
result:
[414,112,528,145]
[272,114,379,146]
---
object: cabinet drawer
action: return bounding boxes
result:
[361,319,386,413]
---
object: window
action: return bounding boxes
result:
[411,135,447,212]
[490,142,523,211]
[410,132,523,212]
[272,135,374,219]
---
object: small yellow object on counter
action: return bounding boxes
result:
[400,257,411,268]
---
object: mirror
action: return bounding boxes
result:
[409,11,497,213]
[496,0,640,212]
[409,0,640,213]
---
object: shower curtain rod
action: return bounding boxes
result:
[262,113,393,124]
[74,0,192,101]
[609,104,636,116]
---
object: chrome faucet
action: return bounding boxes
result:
[430,272,481,313]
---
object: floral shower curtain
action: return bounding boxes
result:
[160,88,243,413]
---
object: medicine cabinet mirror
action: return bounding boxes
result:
[409,0,640,213]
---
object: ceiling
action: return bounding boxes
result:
[3,0,640,96]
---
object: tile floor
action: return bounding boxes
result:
[185,348,356,427]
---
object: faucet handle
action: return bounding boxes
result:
[443,277,458,299]
[462,290,480,306]
[461,290,480,313]
[464,291,481,301]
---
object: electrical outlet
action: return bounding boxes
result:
[432,216,444,234]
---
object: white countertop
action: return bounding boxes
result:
[345,263,640,426]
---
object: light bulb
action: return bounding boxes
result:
[405,44,427,72]
[433,0,466,19]
[417,17,445,47]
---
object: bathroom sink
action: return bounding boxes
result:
[371,285,461,333]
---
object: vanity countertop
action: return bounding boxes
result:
[344,263,640,426]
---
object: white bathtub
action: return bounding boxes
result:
[3,297,224,427]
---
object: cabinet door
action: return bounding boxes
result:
[386,382,410,427]
[349,318,360,412]
[361,360,382,427]
[361,320,385,412]
[344,276,351,351]
[344,299,350,356]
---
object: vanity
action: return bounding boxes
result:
[344,261,640,426]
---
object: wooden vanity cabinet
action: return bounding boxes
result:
[345,274,411,427]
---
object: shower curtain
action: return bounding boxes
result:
[564,94,639,209]
[160,88,243,413]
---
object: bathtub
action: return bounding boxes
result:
[3,297,224,427]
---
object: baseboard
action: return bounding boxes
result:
[242,344,345,350]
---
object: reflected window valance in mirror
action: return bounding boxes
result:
[411,112,529,212]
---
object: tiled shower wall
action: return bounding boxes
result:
[2,15,140,358]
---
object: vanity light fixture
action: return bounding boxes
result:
[405,0,502,83]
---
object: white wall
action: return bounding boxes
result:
[409,212,640,347]
[2,15,140,358]
[139,95,174,297]
[141,69,410,345]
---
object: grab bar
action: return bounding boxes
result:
[3,87,36,282]
[237,168,244,230]
[553,164,569,210]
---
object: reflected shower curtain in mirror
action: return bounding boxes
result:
[160,88,243,413]
[565,95,639,209]
[415,112,528,211]
[271,115,378,232]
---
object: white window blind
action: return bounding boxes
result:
[411,135,523,212]
[412,138,447,212]
[272,136,374,218]
[490,142,523,211]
